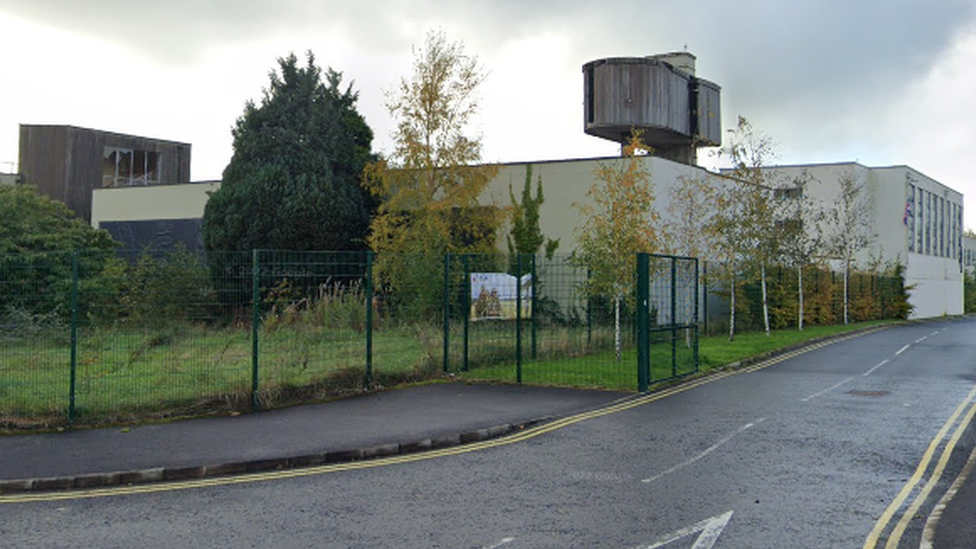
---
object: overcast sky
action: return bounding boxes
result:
[2,1,976,225]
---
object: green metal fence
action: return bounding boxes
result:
[700,262,908,335]
[1,249,699,427]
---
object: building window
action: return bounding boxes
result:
[939,196,946,257]
[774,218,803,234]
[950,202,956,260]
[774,186,803,200]
[926,192,933,255]
[917,189,924,255]
[102,147,160,187]
[907,184,915,253]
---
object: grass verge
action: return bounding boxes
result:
[458,320,895,391]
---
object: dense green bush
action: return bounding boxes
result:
[119,247,218,327]
[0,185,118,319]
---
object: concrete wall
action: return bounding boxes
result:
[481,155,712,255]
[91,181,219,225]
[725,162,963,319]
[88,157,964,318]
[91,181,219,251]
[963,234,976,271]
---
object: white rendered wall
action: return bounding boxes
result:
[481,155,712,257]
[89,159,963,319]
[748,163,963,319]
[91,181,221,227]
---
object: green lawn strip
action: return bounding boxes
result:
[458,321,892,390]
[698,321,891,369]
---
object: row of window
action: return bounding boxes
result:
[906,184,962,261]
[102,147,161,188]
[964,248,976,269]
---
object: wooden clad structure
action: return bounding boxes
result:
[692,78,722,146]
[18,125,191,222]
[583,55,721,164]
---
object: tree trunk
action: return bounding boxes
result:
[797,265,805,331]
[614,295,622,362]
[761,263,770,336]
[728,272,736,342]
[843,260,850,325]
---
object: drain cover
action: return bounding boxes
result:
[848,389,890,397]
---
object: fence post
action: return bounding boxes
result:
[516,254,523,384]
[364,251,373,389]
[637,253,650,392]
[880,275,887,319]
[443,253,450,373]
[251,249,261,412]
[694,257,700,373]
[68,251,79,424]
[462,254,470,372]
[586,269,593,346]
[702,261,708,337]
[671,256,678,378]
[531,254,538,360]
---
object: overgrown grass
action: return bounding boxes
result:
[0,317,894,429]
[0,322,441,428]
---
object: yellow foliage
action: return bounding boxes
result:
[574,129,661,300]
[363,30,501,256]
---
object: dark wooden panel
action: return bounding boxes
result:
[19,125,192,222]
[695,80,722,146]
[18,125,69,203]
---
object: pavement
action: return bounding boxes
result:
[2,378,976,548]
[0,383,630,492]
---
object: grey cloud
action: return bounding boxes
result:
[3,0,974,160]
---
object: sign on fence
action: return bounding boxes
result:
[470,272,532,320]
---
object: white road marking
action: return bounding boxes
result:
[915,337,927,344]
[802,377,855,402]
[930,331,940,336]
[863,359,889,377]
[639,511,734,549]
[896,344,911,355]
[642,421,765,484]
[481,538,514,549]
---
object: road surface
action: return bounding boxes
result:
[3,320,975,548]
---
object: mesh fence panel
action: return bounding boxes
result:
[454,253,638,389]
[1,248,722,426]
[645,255,699,382]
[0,252,74,426]
[75,249,252,422]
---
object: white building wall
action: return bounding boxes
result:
[90,181,221,227]
[740,163,962,319]
[963,234,976,271]
[480,155,711,255]
[89,158,963,319]
[891,166,964,318]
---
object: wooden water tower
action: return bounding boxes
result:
[583,53,721,165]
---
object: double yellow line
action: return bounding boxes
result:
[862,381,976,549]
[0,327,883,505]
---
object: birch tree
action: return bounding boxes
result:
[664,174,717,259]
[829,167,875,324]
[363,29,500,256]
[574,130,660,361]
[362,30,501,315]
[777,171,825,330]
[664,174,717,346]
[716,117,780,338]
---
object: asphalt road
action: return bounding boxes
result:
[3,319,976,548]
